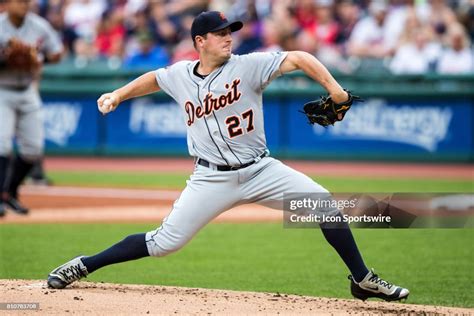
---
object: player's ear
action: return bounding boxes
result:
[195,35,206,50]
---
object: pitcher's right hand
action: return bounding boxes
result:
[97,92,120,115]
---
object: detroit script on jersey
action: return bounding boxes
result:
[184,79,241,126]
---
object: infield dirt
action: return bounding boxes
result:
[2,280,473,315]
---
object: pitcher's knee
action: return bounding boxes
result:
[145,224,191,257]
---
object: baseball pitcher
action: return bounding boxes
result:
[47,11,409,302]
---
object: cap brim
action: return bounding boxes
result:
[210,21,243,33]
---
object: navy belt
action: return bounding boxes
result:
[196,150,269,171]
[1,85,29,91]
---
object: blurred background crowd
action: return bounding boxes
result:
[1,0,473,74]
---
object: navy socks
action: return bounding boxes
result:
[79,219,368,282]
[81,233,149,273]
[320,215,369,283]
[0,156,9,193]
[5,155,34,198]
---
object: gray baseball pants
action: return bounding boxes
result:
[145,157,337,257]
[0,86,43,158]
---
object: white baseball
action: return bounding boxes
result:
[104,98,111,106]
[102,97,114,113]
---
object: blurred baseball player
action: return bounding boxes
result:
[0,0,63,217]
[47,11,409,302]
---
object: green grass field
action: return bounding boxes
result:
[1,224,472,307]
[1,170,473,308]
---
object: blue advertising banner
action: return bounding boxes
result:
[42,98,99,153]
[287,98,473,160]
[103,97,188,154]
[41,96,473,161]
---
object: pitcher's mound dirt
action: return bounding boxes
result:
[1,280,472,315]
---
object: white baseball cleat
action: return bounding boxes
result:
[47,256,88,289]
[349,269,409,302]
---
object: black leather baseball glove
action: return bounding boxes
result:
[301,90,361,127]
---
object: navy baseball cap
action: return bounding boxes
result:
[191,11,243,41]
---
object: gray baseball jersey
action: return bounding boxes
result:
[145,52,336,258]
[0,12,63,88]
[155,52,287,166]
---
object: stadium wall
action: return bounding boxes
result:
[40,68,474,162]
